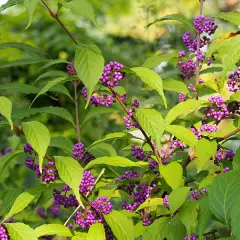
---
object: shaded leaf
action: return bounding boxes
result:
[22,121,50,173]
[0,0,23,12]
[135,108,164,149]
[215,12,240,26]
[24,0,39,29]
[0,96,13,129]
[104,210,134,240]
[35,224,72,237]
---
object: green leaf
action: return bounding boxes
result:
[55,156,83,206]
[74,44,104,105]
[160,162,184,190]
[0,96,13,129]
[0,42,43,55]
[24,0,39,29]
[142,51,178,68]
[0,83,38,94]
[0,150,23,175]
[4,189,39,220]
[0,0,23,12]
[72,235,87,240]
[88,132,135,150]
[130,67,167,108]
[168,187,190,213]
[87,223,105,240]
[208,170,240,224]
[49,136,73,155]
[35,224,72,237]
[167,216,186,240]
[143,217,169,240]
[104,210,134,240]
[222,35,240,78]
[165,125,197,147]
[135,198,163,212]
[165,99,207,124]
[135,108,164,149]
[5,223,37,240]
[0,188,23,215]
[13,107,74,125]
[36,70,67,82]
[82,107,121,125]
[230,91,240,102]
[233,147,240,171]
[60,0,100,28]
[230,200,240,239]
[197,196,212,239]
[88,143,117,158]
[30,77,67,106]
[22,121,50,173]
[0,59,46,68]
[84,156,141,170]
[179,199,199,234]
[37,59,68,72]
[134,221,146,239]
[195,139,217,173]
[163,79,189,94]
[147,14,194,30]
[215,12,240,26]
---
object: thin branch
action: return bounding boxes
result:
[73,81,81,142]
[222,127,240,140]
[108,86,161,164]
[41,0,78,45]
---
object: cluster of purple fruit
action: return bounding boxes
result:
[0,225,9,240]
[73,196,112,229]
[123,99,140,130]
[214,148,234,165]
[72,142,94,164]
[190,188,208,200]
[131,145,151,160]
[24,144,58,183]
[227,67,240,93]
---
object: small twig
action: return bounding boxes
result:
[108,86,161,164]
[222,127,240,140]
[73,81,81,143]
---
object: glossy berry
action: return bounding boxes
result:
[115,171,140,183]
[227,67,240,93]
[74,209,97,229]
[100,61,125,87]
[177,59,195,79]
[131,145,151,161]
[178,50,186,58]
[193,16,217,35]
[163,195,169,208]
[178,92,187,103]
[0,225,9,240]
[37,207,47,218]
[24,143,33,154]
[79,170,95,195]
[91,196,113,215]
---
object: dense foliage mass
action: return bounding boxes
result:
[0,0,240,240]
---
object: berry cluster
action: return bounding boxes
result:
[193,16,218,35]
[67,61,77,76]
[205,95,229,121]
[177,59,195,79]
[170,139,186,151]
[163,195,169,208]
[72,142,94,163]
[123,99,140,130]
[53,186,78,208]
[199,124,217,133]
[214,148,234,165]
[115,171,140,183]
[142,215,153,226]
[91,196,113,215]
[190,188,208,200]
[184,235,197,240]
[188,84,196,93]
[100,61,125,87]
[74,209,97,229]
[24,145,58,184]
[123,184,151,212]
[131,145,151,160]
[190,127,202,140]
[227,67,240,93]
[178,92,187,103]
[0,225,9,240]
[79,170,95,195]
